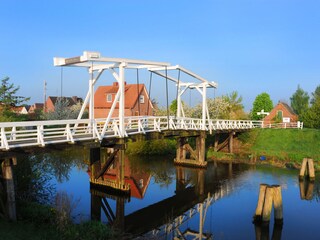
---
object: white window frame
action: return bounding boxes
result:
[139,95,144,104]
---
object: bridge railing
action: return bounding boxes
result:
[262,121,303,129]
[0,117,263,150]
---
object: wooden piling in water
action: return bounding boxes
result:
[262,186,273,222]
[299,158,315,181]
[299,158,308,180]
[254,184,268,222]
[272,185,283,224]
[307,158,315,181]
[253,184,283,224]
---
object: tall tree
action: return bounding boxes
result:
[223,91,247,119]
[290,85,309,116]
[300,97,320,128]
[311,85,320,105]
[300,85,320,128]
[251,92,273,120]
[0,76,30,111]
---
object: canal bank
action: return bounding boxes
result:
[208,128,320,170]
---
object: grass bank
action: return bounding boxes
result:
[208,128,320,168]
[1,201,120,240]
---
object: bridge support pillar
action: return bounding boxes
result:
[228,132,234,153]
[1,158,17,221]
[89,141,130,193]
[214,134,220,152]
[174,131,207,168]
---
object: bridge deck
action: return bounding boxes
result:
[0,116,261,151]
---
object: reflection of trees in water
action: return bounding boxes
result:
[128,155,175,188]
[311,178,320,202]
[15,146,87,204]
[15,154,54,204]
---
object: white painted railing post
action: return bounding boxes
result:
[119,62,126,137]
[37,125,45,147]
[1,127,9,150]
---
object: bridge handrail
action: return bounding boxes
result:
[0,116,295,150]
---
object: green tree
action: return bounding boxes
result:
[223,91,247,119]
[44,98,85,120]
[290,85,309,116]
[0,76,30,111]
[251,92,273,120]
[300,85,320,128]
[169,99,178,115]
[191,97,231,119]
[300,98,320,128]
[311,85,320,105]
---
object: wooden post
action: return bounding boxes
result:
[299,158,308,179]
[254,184,268,222]
[196,131,206,165]
[90,148,101,180]
[176,137,186,161]
[2,159,17,221]
[90,147,100,165]
[262,186,273,222]
[272,185,283,224]
[254,184,283,224]
[228,132,234,153]
[214,134,219,152]
[299,158,315,181]
[117,145,125,189]
[307,158,315,181]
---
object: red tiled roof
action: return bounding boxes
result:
[94,82,146,109]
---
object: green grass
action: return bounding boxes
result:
[242,128,320,162]
[0,201,119,240]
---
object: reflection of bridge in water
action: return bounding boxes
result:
[89,159,247,239]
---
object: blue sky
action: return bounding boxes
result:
[1,0,319,111]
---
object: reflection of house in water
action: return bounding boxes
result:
[88,156,151,199]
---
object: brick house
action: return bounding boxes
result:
[28,103,44,113]
[12,106,29,114]
[94,82,154,118]
[45,96,82,112]
[263,101,298,125]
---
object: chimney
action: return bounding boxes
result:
[113,82,118,86]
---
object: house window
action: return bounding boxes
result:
[139,95,144,104]
[107,94,112,102]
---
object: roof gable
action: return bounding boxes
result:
[94,83,149,109]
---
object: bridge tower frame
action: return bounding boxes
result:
[54,51,217,140]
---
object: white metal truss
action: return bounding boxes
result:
[54,51,218,136]
[148,65,218,131]
[54,51,170,138]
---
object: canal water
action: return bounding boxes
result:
[16,146,320,239]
